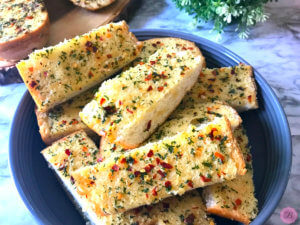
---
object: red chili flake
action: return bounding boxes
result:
[182,46,187,50]
[85,41,92,48]
[161,162,173,169]
[127,166,132,171]
[145,74,152,81]
[71,119,79,125]
[165,181,172,189]
[147,85,153,91]
[134,171,140,177]
[156,158,161,164]
[187,180,193,188]
[209,127,218,140]
[119,100,123,105]
[184,213,195,224]
[152,43,157,47]
[161,72,168,79]
[167,54,172,58]
[65,149,71,156]
[90,181,95,185]
[111,164,119,172]
[157,86,164,92]
[163,82,168,87]
[43,71,48,77]
[150,61,156,65]
[70,176,75,185]
[97,157,104,163]
[235,198,242,206]
[62,120,67,125]
[120,158,127,164]
[107,54,112,58]
[246,154,252,162]
[88,71,94,78]
[248,95,252,103]
[157,170,166,178]
[200,175,211,182]
[152,187,158,196]
[212,70,217,76]
[146,193,149,198]
[214,152,225,163]
[26,16,33,19]
[188,47,194,50]
[100,98,106,106]
[145,120,151,131]
[103,106,117,114]
[152,174,157,179]
[147,149,154,157]
[127,108,134,114]
[144,164,155,173]
[29,81,37,88]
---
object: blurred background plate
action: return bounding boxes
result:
[9,30,292,225]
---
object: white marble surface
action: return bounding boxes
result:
[0,0,299,224]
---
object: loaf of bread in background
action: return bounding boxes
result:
[69,0,115,10]
[41,130,214,225]
[17,21,142,112]
[36,88,97,145]
[80,38,204,149]
[0,0,50,66]
[202,126,258,224]
[184,64,258,112]
[100,101,242,160]
[72,117,246,215]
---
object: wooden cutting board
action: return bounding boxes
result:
[0,0,140,84]
[45,0,140,45]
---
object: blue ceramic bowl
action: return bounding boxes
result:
[9,30,292,225]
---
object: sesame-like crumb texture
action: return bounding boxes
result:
[0,0,47,42]
[80,38,204,148]
[69,0,115,10]
[184,65,258,112]
[72,117,245,216]
[36,88,97,145]
[41,130,214,225]
[101,191,215,225]
[41,130,100,179]
[17,21,141,112]
[203,126,258,224]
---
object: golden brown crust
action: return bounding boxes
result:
[223,117,246,176]
[206,205,250,224]
[0,13,50,61]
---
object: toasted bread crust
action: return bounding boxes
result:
[206,205,250,224]
[223,117,246,176]
[0,12,50,61]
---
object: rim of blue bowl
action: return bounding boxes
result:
[9,29,292,225]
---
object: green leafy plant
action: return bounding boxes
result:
[172,0,273,38]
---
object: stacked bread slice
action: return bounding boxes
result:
[16,21,260,224]
[42,130,215,225]
[17,21,142,112]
